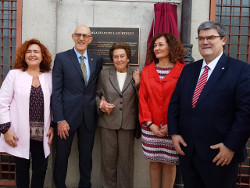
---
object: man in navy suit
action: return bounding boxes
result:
[52,25,103,188]
[168,21,250,188]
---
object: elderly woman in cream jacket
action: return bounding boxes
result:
[0,39,53,188]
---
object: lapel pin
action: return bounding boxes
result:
[222,67,224,70]
[91,59,93,61]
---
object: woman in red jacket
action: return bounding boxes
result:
[139,33,185,188]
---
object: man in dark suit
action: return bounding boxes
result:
[168,21,250,188]
[52,25,103,188]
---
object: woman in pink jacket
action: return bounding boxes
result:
[0,39,54,188]
[139,33,185,188]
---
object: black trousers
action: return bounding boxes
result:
[180,150,238,188]
[53,122,95,188]
[15,140,48,188]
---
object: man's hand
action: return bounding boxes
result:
[171,134,187,156]
[4,129,18,148]
[47,127,54,145]
[99,96,115,115]
[210,143,235,166]
[57,120,70,139]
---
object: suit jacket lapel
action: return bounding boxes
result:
[147,62,161,83]
[195,54,228,107]
[161,62,183,82]
[69,49,84,79]
[122,66,133,93]
[109,67,122,95]
[88,51,97,84]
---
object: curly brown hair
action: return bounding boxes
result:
[109,42,131,61]
[14,39,52,72]
[147,33,185,64]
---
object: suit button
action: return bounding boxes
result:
[120,108,122,111]
[120,102,122,104]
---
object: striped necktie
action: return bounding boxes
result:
[192,65,210,108]
[80,56,87,85]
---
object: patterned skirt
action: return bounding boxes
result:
[141,125,179,164]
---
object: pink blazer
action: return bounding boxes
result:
[0,69,52,159]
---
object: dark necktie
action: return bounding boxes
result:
[192,65,210,108]
[80,56,87,85]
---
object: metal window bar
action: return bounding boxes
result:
[1,0,15,84]
[0,0,22,186]
[237,139,250,188]
[215,0,250,64]
[211,0,250,187]
[0,153,15,187]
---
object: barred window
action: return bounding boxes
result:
[211,0,250,63]
[211,1,250,187]
[0,0,22,186]
[0,154,15,186]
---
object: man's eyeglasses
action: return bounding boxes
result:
[196,35,222,42]
[74,33,92,39]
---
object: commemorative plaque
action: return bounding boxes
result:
[89,27,140,65]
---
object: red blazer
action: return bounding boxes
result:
[139,61,184,127]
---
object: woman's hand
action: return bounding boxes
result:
[99,96,115,115]
[4,129,18,148]
[159,124,168,136]
[47,127,54,145]
[150,124,166,137]
[133,69,140,86]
